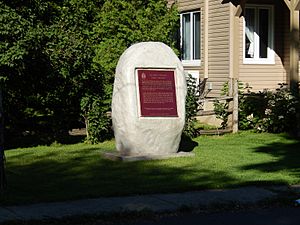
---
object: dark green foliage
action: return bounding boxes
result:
[184,74,200,138]
[213,82,230,129]
[238,92,268,130]
[239,87,300,134]
[214,81,300,134]
[92,0,179,79]
[0,0,179,144]
[0,0,98,143]
[80,95,112,143]
[213,101,229,129]
[87,0,179,142]
[88,0,179,142]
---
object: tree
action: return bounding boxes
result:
[0,0,100,143]
[86,0,179,143]
[0,0,179,145]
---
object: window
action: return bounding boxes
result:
[244,5,274,64]
[180,11,201,66]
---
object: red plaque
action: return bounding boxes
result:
[137,69,178,117]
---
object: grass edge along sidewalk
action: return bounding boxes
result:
[1,131,300,206]
[1,185,300,224]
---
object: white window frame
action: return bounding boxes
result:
[243,5,275,64]
[180,10,201,67]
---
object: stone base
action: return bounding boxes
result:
[102,151,195,162]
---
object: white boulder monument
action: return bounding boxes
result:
[110,42,189,160]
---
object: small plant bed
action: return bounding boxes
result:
[2,131,300,205]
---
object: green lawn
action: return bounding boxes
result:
[2,131,300,205]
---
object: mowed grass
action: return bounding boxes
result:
[2,131,300,205]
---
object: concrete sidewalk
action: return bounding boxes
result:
[1,185,300,223]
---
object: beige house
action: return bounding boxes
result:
[168,0,300,97]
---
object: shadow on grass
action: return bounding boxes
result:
[241,134,300,176]
[1,147,235,206]
[2,132,300,206]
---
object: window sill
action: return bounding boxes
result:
[182,60,201,67]
[243,58,275,65]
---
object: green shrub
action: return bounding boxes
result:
[80,95,112,144]
[213,82,230,129]
[184,73,200,138]
[238,92,268,130]
[256,89,299,133]
[239,86,300,134]
[213,81,300,134]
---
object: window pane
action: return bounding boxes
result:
[193,12,200,60]
[182,14,191,60]
[245,8,255,58]
[259,9,269,58]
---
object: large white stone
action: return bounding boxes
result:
[111,42,186,156]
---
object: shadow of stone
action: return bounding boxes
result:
[178,134,198,153]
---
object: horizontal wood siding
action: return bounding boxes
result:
[207,0,230,97]
[168,0,201,10]
[176,0,202,11]
[238,1,288,92]
[284,13,290,85]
